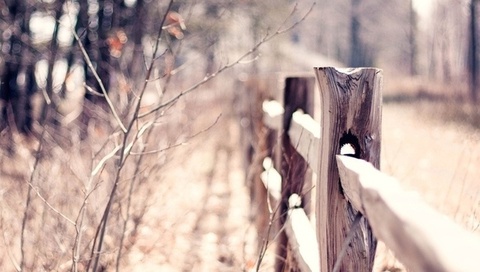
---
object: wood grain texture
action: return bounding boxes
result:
[314,67,382,272]
[288,110,321,173]
[337,155,480,272]
[277,76,316,271]
[285,205,320,272]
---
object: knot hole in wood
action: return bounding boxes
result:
[339,130,360,158]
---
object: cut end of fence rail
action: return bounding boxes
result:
[260,157,282,200]
[286,203,321,272]
[288,109,321,173]
[262,100,284,130]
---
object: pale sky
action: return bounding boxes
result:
[413,0,434,29]
[413,0,434,18]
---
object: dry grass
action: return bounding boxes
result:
[371,77,480,271]
[2,73,479,271]
[384,75,480,129]
[0,85,260,271]
[0,110,150,270]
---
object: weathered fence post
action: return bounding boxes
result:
[314,67,382,271]
[276,76,315,271]
[240,76,276,247]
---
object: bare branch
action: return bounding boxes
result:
[25,180,76,225]
[91,145,123,177]
[71,30,127,133]
[84,83,105,97]
[88,2,176,271]
[139,2,316,119]
[130,114,222,156]
[121,121,154,161]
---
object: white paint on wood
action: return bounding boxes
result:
[285,197,321,272]
[262,100,284,130]
[260,161,320,272]
[340,143,355,156]
[260,157,282,200]
[288,110,321,173]
[336,155,480,272]
[288,193,302,209]
[262,156,274,170]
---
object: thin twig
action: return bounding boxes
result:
[88,2,176,271]
[139,2,316,119]
[70,130,116,271]
[256,200,286,271]
[71,30,127,133]
[25,180,76,225]
[20,123,47,271]
[91,144,123,177]
[130,114,222,156]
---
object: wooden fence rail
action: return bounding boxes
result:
[337,155,480,272]
[242,67,480,271]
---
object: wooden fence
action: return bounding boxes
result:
[239,67,480,271]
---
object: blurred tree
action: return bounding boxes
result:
[468,0,478,102]
[128,0,146,79]
[81,0,114,101]
[424,0,468,84]
[204,2,221,75]
[408,0,418,76]
[44,0,66,121]
[0,0,299,136]
[302,0,413,70]
[0,0,36,133]
[0,0,156,133]
[349,0,372,67]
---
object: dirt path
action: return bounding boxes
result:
[123,92,257,271]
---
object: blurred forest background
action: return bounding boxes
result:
[0,0,479,135]
[0,0,479,271]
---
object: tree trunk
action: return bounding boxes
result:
[469,0,478,102]
[409,0,418,76]
[43,0,66,122]
[0,0,35,133]
[349,0,362,67]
